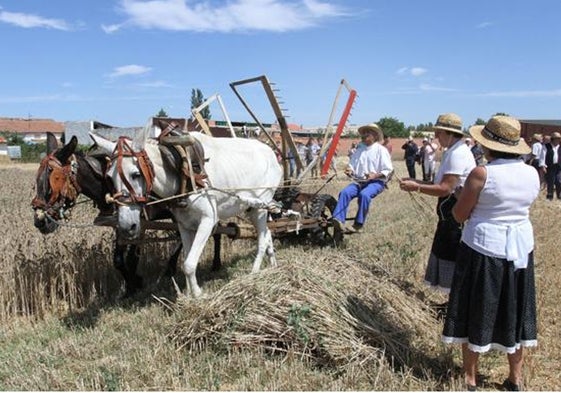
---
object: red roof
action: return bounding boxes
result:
[0,117,64,134]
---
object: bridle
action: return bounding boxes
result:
[108,136,155,205]
[31,152,81,220]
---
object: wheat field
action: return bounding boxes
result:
[0,160,559,390]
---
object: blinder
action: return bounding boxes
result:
[108,136,155,205]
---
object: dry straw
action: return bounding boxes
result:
[168,251,447,378]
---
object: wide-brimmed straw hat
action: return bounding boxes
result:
[468,125,484,136]
[357,123,383,142]
[432,113,464,135]
[469,115,530,155]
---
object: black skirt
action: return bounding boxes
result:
[442,242,537,353]
[431,195,462,261]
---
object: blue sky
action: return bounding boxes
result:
[1,0,560,128]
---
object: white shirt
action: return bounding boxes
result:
[531,141,543,159]
[423,142,438,163]
[348,142,393,179]
[462,159,540,270]
[433,139,476,188]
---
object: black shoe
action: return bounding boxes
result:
[502,378,520,391]
[466,384,477,391]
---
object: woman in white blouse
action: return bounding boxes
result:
[400,113,475,295]
[444,115,540,391]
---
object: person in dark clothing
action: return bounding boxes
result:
[471,140,485,166]
[539,131,561,200]
[401,137,419,179]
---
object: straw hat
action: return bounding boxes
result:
[469,115,530,155]
[551,132,561,139]
[357,123,383,142]
[468,125,484,137]
[432,113,464,135]
[532,133,543,142]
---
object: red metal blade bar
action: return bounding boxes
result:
[321,89,357,177]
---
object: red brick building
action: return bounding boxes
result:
[520,119,561,141]
[0,117,64,143]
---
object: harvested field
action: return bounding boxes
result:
[0,161,559,390]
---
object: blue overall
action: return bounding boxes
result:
[333,179,385,226]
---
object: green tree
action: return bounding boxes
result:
[474,118,486,125]
[156,108,168,117]
[377,117,408,138]
[2,132,45,162]
[190,88,211,120]
[415,122,434,132]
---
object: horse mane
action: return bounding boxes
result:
[72,151,114,214]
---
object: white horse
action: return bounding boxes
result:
[90,129,283,298]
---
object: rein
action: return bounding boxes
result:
[110,137,155,204]
[32,153,81,219]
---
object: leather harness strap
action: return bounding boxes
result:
[157,120,208,192]
[113,137,155,204]
[159,120,180,139]
[32,153,81,216]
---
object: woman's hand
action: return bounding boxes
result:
[399,179,419,192]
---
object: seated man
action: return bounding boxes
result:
[333,123,393,234]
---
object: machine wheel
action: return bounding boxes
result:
[309,194,342,247]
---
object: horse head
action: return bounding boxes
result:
[90,130,155,240]
[32,132,81,234]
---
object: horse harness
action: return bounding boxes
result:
[110,136,155,204]
[31,152,81,220]
[157,121,208,195]
[109,126,208,207]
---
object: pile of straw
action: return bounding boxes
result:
[169,249,446,375]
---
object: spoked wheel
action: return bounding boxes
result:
[309,194,342,247]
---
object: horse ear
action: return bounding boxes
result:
[55,136,78,163]
[132,122,150,151]
[46,132,59,154]
[89,133,116,155]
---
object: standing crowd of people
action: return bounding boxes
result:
[333,113,541,391]
[263,112,547,390]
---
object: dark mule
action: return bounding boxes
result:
[31,133,223,296]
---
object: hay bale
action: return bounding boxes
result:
[169,250,443,374]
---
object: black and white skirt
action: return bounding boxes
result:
[442,242,537,354]
[424,195,462,293]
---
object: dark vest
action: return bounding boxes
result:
[544,143,561,167]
